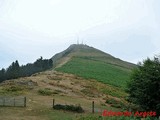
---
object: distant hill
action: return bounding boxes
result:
[51,44,136,88]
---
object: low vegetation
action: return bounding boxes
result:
[105,97,128,109]
[38,88,63,96]
[53,104,84,113]
[38,88,53,96]
[0,85,25,95]
[80,88,96,97]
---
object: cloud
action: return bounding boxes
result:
[0,0,159,68]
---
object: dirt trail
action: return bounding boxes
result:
[55,56,71,68]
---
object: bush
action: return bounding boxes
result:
[38,88,53,96]
[53,104,84,113]
[105,98,127,109]
[78,115,102,120]
[4,86,23,92]
[127,57,160,117]
[80,88,95,97]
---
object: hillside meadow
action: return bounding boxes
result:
[56,56,132,89]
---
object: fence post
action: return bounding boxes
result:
[92,101,94,113]
[53,99,55,108]
[3,98,5,106]
[14,98,15,107]
[24,97,26,107]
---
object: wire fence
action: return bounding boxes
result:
[0,96,26,107]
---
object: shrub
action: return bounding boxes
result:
[53,104,84,113]
[38,88,53,96]
[105,98,127,109]
[78,115,102,120]
[80,88,95,97]
[4,86,23,92]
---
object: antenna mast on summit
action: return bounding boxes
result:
[77,34,79,44]
[77,40,79,44]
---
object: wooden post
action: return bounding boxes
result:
[24,97,26,107]
[3,98,5,106]
[14,98,15,107]
[92,101,94,113]
[53,99,55,108]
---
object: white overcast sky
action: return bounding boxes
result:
[0,0,160,69]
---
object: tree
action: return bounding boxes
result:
[127,57,160,117]
[0,68,5,82]
[48,59,53,68]
[0,57,53,82]
[5,60,20,79]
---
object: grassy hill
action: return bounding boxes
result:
[0,44,138,119]
[52,44,136,89]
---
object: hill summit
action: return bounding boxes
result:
[51,44,136,88]
[51,44,135,69]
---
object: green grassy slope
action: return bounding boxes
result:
[53,44,136,89]
[56,57,132,88]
